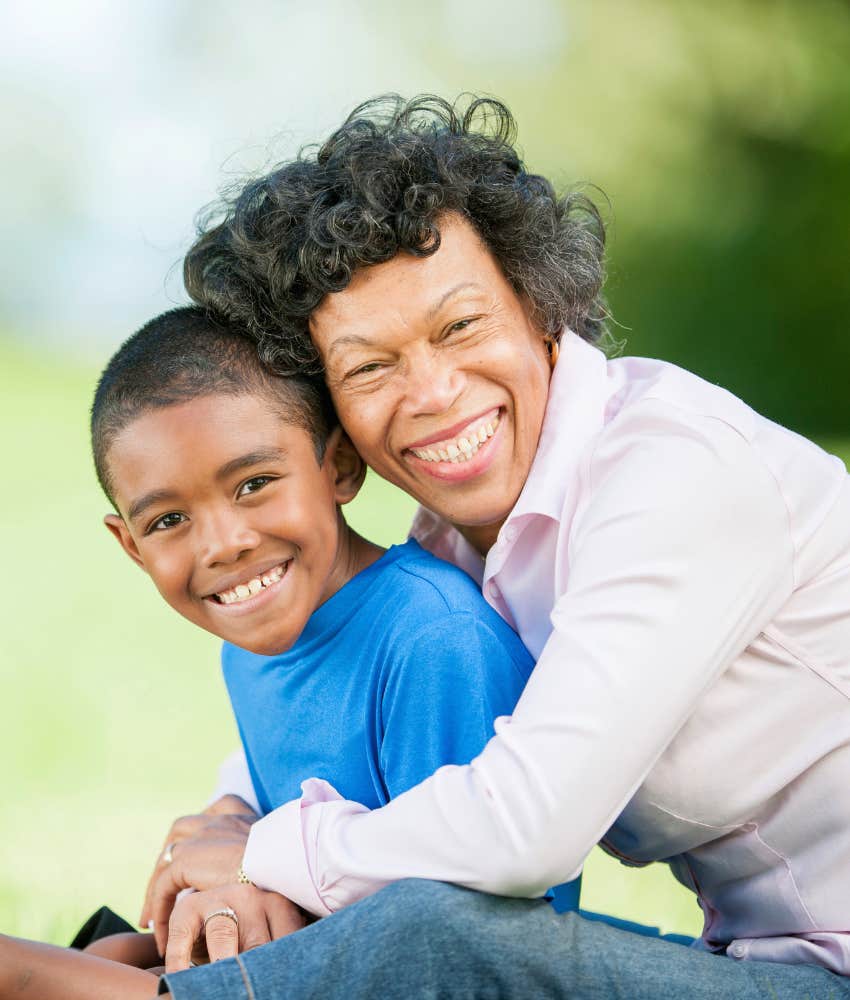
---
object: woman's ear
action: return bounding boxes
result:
[104,513,148,572]
[326,427,367,505]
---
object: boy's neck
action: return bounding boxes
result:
[334,521,386,593]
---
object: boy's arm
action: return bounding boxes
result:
[0,935,159,1000]
[207,747,260,814]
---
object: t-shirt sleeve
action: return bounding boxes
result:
[378,612,532,800]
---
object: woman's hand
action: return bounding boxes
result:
[164,884,306,973]
[140,795,259,943]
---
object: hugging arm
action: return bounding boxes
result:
[236,407,795,914]
[239,606,538,904]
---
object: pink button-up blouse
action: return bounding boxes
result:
[242,332,850,974]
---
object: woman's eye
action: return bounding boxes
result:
[350,361,385,377]
[446,318,476,336]
[149,512,186,533]
[238,475,275,497]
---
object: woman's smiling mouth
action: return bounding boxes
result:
[405,407,503,481]
[408,408,501,464]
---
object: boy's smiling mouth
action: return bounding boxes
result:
[207,559,292,607]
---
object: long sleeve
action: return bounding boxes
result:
[244,404,795,915]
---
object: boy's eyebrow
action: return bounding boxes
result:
[126,449,289,524]
[127,489,180,524]
[216,447,290,481]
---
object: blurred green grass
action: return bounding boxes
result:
[2,340,846,946]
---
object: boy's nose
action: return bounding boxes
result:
[200,511,261,566]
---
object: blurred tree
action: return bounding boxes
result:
[420,0,850,432]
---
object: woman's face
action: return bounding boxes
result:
[310,214,552,554]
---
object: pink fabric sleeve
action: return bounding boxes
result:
[242,406,794,916]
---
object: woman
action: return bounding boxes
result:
[151,96,850,999]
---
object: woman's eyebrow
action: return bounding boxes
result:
[426,281,482,320]
[324,282,484,365]
[325,334,376,364]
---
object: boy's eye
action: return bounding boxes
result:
[238,475,275,497]
[148,512,186,533]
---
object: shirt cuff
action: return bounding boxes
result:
[242,778,366,917]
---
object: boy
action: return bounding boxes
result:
[0,307,573,998]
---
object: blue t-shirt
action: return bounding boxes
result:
[222,538,580,912]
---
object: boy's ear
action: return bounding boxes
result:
[103,513,148,572]
[327,427,367,505]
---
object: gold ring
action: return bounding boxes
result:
[162,841,177,865]
[202,906,239,932]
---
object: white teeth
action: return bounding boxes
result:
[215,563,286,605]
[410,412,501,464]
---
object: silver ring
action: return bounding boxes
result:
[202,906,239,932]
[162,841,177,865]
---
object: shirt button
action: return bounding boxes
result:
[488,582,501,600]
[728,942,747,959]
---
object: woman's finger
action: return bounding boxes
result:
[140,816,208,926]
[164,899,205,973]
[266,894,308,940]
[141,816,246,926]
[151,865,185,955]
[203,909,241,964]
[140,845,178,928]
[203,794,258,817]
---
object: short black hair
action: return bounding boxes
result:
[91,306,336,507]
[183,93,609,377]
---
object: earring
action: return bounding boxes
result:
[543,335,560,369]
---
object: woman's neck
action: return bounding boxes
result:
[456,519,505,558]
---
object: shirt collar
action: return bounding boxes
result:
[509,330,610,522]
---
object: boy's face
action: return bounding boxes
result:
[104,393,362,656]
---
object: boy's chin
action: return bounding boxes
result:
[218,629,297,657]
[243,639,295,656]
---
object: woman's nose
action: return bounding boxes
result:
[200,510,261,567]
[402,350,466,416]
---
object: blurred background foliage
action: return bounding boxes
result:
[1,0,848,945]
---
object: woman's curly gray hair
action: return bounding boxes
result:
[184,94,609,376]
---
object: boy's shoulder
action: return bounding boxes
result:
[376,539,533,700]
[374,540,532,669]
[378,539,490,615]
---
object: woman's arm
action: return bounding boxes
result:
[0,935,159,1000]
[178,407,797,916]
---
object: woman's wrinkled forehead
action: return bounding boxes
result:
[310,215,512,368]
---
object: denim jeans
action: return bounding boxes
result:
[159,880,850,999]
